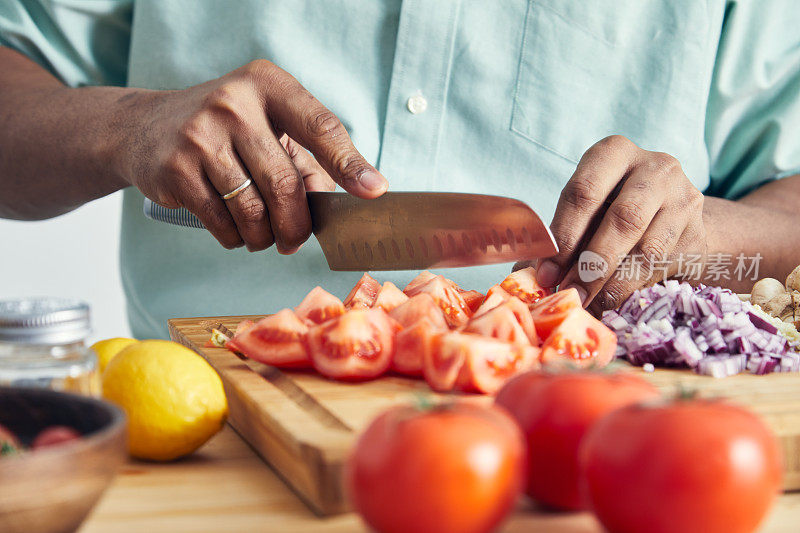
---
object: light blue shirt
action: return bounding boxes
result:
[2,1,800,338]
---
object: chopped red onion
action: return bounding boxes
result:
[603,281,798,377]
[747,311,778,335]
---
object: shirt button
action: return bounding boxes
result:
[406,93,428,115]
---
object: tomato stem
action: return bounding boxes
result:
[674,382,700,401]
[414,393,436,412]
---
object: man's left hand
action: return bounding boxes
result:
[531,135,708,311]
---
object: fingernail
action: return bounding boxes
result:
[565,284,588,305]
[277,244,302,256]
[537,260,560,287]
[358,170,388,192]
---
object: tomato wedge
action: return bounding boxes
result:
[306,308,401,380]
[425,332,538,394]
[403,270,437,296]
[456,342,540,395]
[473,289,509,317]
[393,318,442,376]
[218,319,256,350]
[423,332,466,392]
[540,308,617,368]
[343,273,381,309]
[235,319,255,335]
[501,296,538,344]
[529,288,583,341]
[459,290,485,314]
[404,272,476,319]
[500,267,550,304]
[389,293,448,330]
[407,275,471,327]
[372,281,409,313]
[227,309,311,368]
[485,283,512,301]
[465,297,538,346]
[294,286,346,325]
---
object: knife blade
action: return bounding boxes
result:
[143,192,558,271]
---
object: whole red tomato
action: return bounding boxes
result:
[580,400,782,533]
[346,402,526,533]
[495,371,659,510]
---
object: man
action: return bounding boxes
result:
[1,0,799,339]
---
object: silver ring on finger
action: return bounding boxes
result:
[220,178,253,200]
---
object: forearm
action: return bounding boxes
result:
[704,175,800,291]
[0,47,138,219]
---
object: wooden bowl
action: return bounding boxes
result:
[0,387,127,533]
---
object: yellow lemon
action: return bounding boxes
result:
[102,340,228,461]
[91,337,139,372]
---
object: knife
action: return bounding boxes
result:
[143,192,558,271]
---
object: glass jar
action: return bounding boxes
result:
[0,298,99,396]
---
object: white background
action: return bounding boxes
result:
[0,192,131,342]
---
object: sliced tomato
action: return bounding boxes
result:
[236,319,256,335]
[403,270,438,296]
[505,296,539,344]
[389,293,448,330]
[473,289,510,317]
[459,290,485,313]
[294,286,346,325]
[224,321,252,352]
[500,267,551,305]
[343,273,381,309]
[529,288,583,341]
[227,309,311,368]
[465,297,537,347]
[540,308,617,368]
[407,275,472,328]
[423,332,466,392]
[306,308,401,380]
[392,318,442,376]
[448,278,465,292]
[456,342,540,395]
[425,332,538,394]
[486,284,511,300]
[371,281,409,313]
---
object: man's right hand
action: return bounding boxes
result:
[111,60,388,253]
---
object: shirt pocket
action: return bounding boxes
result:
[511,0,710,164]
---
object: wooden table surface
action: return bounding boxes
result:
[81,425,800,533]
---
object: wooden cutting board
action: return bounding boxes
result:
[169,315,800,516]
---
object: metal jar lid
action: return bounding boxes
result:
[0,298,91,345]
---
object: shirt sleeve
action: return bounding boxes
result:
[0,0,133,87]
[704,0,800,199]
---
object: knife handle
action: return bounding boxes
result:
[143,198,205,229]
